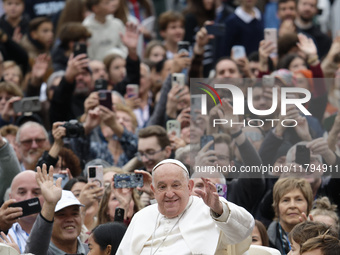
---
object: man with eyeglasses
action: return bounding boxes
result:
[137,125,172,173]
[16,121,50,171]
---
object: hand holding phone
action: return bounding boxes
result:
[167,120,181,137]
[87,165,104,187]
[8,197,41,218]
[171,73,185,87]
[177,41,190,55]
[264,28,277,55]
[114,208,125,222]
[231,45,246,59]
[98,90,112,110]
[200,135,214,151]
[126,84,139,98]
[295,145,310,166]
[73,42,87,57]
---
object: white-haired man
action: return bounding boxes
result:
[117,159,254,254]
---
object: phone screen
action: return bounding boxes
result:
[200,135,214,150]
[98,90,112,110]
[295,145,310,166]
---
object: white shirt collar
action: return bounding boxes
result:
[235,6,261,23]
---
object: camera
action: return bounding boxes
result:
[62,120,84,138]
[13,97,41,113]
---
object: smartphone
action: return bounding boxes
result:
[295,145,310,166]
[87,165,104,187]
[8,197,41,218]
[200,135,214,150]
[114,208,124,222]
[73,42,87,57]
[13,97,41,113]
[126,84,139,98]
[216,183,227,198]
[94,78,108,91]
[166,120,181,137]
[205,24,225,37]
[98,90,112,110]
[171,73,185,87]
[231,45,246,59]
[264,28,277,55]
[177,41,191,56]
[53,173,69,188]
[191,95,202,121]
[262,75,275,87]
[114,173,143,189]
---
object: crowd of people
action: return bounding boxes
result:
[0,0,340,254]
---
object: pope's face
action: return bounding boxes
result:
[151,164,193,218]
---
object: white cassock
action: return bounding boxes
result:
[116,196,254,255]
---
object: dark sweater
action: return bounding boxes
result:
[0,14,29,39]
[219,12,264,58]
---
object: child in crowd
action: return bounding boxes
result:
[158,11,185,59]
[83,0,127,61]
[2,61,23,88]
[20,17,54,64]
[0,0,29,43]
[300,234,340,255]
[144,40,166,63]
[288,221,338,255]
[103,53,126,89]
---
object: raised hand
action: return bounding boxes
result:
[166,85,189,118]
[306,138,336,165]
[12,27,22,44]
[134,169,153,196]
[195,141,217,167]
[32,54,50,81]
[194,21,214,55]
[52,121,66,146]
[0,232,20,253]
[65,53,89,83]
[84,92,99,114]
[259,40,276,72]
[194,178,223,215]
[297,33,318,57]
[120,22,139,53]
[294,116,312,141]
[1,96,21,122]
[78,183,104,209]
[172,53,192,73]
[0,199,23,232]
[36,164,62,205]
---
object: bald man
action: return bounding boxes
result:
[1,171,43,253]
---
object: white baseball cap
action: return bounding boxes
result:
[55,190,84,212]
